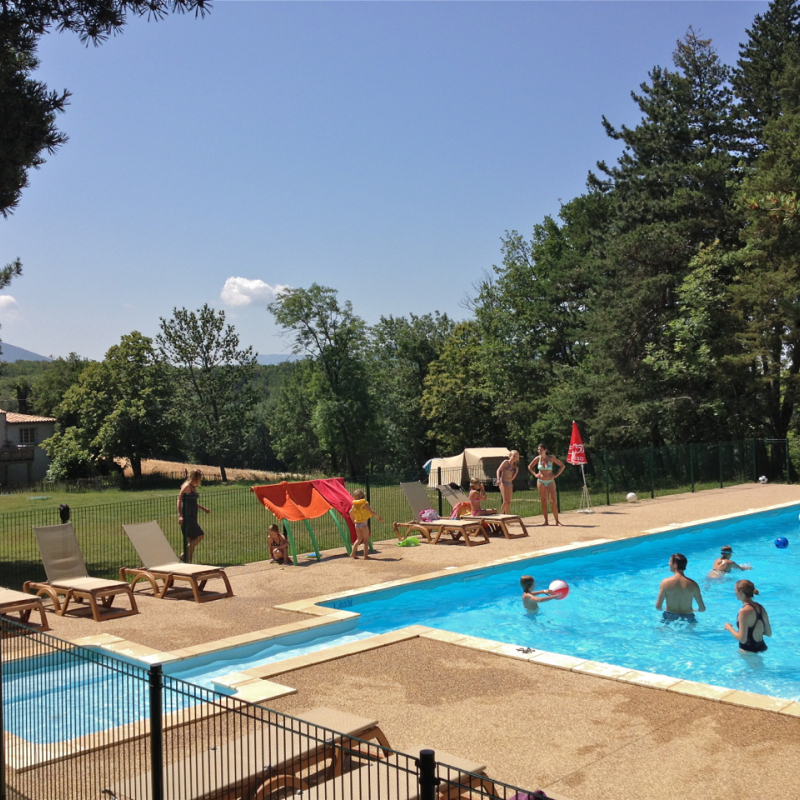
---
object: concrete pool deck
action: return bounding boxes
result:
[46,483,800,799]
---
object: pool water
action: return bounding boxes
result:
[6,503,800,745]
[327,504,800,700]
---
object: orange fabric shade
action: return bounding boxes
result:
[251,481,333,521]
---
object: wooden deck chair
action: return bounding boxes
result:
[120,521,234,603]
[24,523,138,622]
[104,706,392,800]
[289,745,492,800]
[393,482,489,547]
[437,484,529,540]
[0,587,50,632]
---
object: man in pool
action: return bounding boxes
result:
[520,575,556,612]
[656,553,706,622]
[708,545,752,578]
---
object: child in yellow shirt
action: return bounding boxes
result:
[350,489,383,560]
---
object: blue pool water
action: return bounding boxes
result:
[6,503,800,744]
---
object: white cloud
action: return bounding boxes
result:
[0,296,19,311]
[220,277,291,307]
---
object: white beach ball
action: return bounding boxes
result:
[759,475,768,484]
[626,492,638,503]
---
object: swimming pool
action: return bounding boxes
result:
[320,504,800,700]
[6,502,800,747]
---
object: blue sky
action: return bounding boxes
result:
[0,1,768,361]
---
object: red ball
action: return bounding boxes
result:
[548,579,569,600]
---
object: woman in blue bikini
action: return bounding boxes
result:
[528,444,565,526]
[495,450,519,515]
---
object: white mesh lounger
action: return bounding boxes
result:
[120,521,233,603]
[393,482,490,547]
[24,523,138,622]
[0,586,50,632]
[437,484,529,540]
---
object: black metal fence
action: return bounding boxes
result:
[0,439,790,591]
[1,620,554,800]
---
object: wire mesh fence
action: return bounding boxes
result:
[1,620,556,800]
[0,439,790,590]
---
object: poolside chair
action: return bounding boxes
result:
[120,521,233,603]
[0,587,50,632]
[24,523,138,622]
[394,482,490,547]
[437,484,529,540]
[104,706,393,800]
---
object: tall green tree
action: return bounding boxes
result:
[582,29,743,446]
[733,0,800,161]
[42,332,178,477]
[268,284,376,476]
[158,304,257,481]
[31,352,91,416]
[368,312,453,471]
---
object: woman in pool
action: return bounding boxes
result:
[468,478,497,516]
[724,579,771,653]
[528,444,565,526]
[496,451,519,515]
[177,468,210,561]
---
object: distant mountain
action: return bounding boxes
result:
[257,354,297,366]
[0,343,50,362]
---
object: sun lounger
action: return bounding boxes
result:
[437,484,529,540]
[24,523,138,622]
[298,745,491,800]
[0,587,50,632]
[120,521,233,603]
[394,483,489,547]
[104,706,392,800]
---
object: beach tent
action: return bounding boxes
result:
[425,447,510,488]
[251,478,356,565]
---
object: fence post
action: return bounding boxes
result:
[751,439,757,482]
[718,442,724,489]
[604,451,610,506]
[149,664,164,800]
[437,468,443,517]
[786,439,791,483]
[0,627,5,800]
[418,749,438,800]
[556,478,561,512]
[649,448,655,499]
[689,444,695,493]
[365,472,371,504]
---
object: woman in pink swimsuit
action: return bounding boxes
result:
[528,444,565,526]
[495,450,519,515]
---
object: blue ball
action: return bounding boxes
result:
[775,537,789,549]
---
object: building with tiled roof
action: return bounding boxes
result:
[0,409,57,486]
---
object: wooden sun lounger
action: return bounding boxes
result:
[437,484,529,539]
[120,521,233,603]
[396,482,491,547]
[299,745,491,800]
[24,523,138,623]
[104,707,392,800]
[0,587,50,632]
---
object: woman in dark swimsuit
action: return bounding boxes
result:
[724,579,771,653]
[177,468,210,562]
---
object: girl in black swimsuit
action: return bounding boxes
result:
[724,579,772,653]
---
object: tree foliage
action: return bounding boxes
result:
[157,304,257,481]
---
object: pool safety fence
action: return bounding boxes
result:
[0,620,555,800]
[0,438,789,591]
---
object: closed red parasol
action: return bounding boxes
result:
[567,421,588,465]
[567,421,593,513]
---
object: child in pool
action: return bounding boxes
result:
[708,545,752,578]
[520,575,556,612]
[267,523,291,565]
[724,579,771,653]
[350,489,383,560]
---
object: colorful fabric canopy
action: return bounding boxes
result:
[251,478,358,542]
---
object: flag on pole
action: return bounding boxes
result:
[567,421,588,465]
